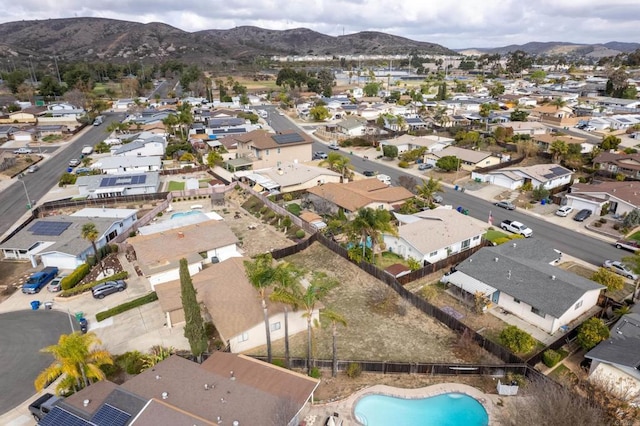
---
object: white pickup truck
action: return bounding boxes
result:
[81,145,94,155]
[500,219,533,238]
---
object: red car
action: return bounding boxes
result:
[614,240,640,253]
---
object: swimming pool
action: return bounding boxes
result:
[354,392,489,426]
[171,210,202,219]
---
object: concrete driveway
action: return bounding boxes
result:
[0,309,71,415]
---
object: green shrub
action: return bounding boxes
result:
[593,221,602,228]
[345,362,362,378]
[494,237,511,245]
[309,367,321,378]
[259,206,269,215]
[286,203,301,216]
[599,218,607,224]
[295,229,305,239]
[99,362,121,380]
[95,292,158,322]
[117,351,145,375]
[61,263,91,290]
[542,349,562,367]
[613,223,621,230]
[508,234,525,240]
[265,210,276,220]
[60,271,129,297]
[282,193,293,202]
[271,359,286,369]
[398,160,410,168]
[499,325,535,353]
[420,285,438,301]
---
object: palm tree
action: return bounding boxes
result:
[244,253,276,363]
[319,152,352,181]
[270,261,303,368]
[272,272,337,375]
[81,222,103,273]
[320,309,347,378]
[549,139,569,164]
[479,103,492,130]
[415,177,443,206]
[35,332,113,394]
[550,97,567,110]
[348,208,398,263]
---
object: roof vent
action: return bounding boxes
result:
[230,370,235,380]
[155,375,161,380]
[83,399,90,407]
[162,392,168,400]
[494,257,499,262]
[217,416,222,424]
[233,422,239,426]
[177,232,184,239]
[551,275,556,280]
[512,243,517,248]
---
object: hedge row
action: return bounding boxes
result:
[95,292,158,322]
[61,263,91,291]
[60,271,129,297]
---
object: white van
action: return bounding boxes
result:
[376,174,391,185]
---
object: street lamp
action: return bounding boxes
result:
[18,174,33,209]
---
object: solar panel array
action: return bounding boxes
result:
[29,221,72,236]
[91,404,131,426]
[272,133,305,144]
[543,166,569,179]
[39,406,92,426]
[99,175,147,187]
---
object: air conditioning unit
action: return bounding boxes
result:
[211,256,220,264]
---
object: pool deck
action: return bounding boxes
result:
[302,383,500,426]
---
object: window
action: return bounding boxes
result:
[271,322,281,331]
[277,148,281,154]
[461,239,470,249]
[238,332,249,343]
[472,235,480,241]
[531,307,545,318]
[513,298,521,304]
[429,251,438,257]
[265,149,270,155]
[574,300,583,310]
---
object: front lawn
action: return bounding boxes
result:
[167,181,185,191]
[484,229,508,243]
[627,231,640,242]
[377,251,409,269]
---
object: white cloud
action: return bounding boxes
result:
[2,0,639,49]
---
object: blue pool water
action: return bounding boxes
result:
[171,210,202,219]
[354,393,489,426]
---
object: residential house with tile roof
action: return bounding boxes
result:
[127,220,241,289]
[444,238,603,334]
[233,129,313,170]
[584,307,640,405]
[384,208,489,264]
[533,133,594,154]
[472,164,573,190]
[593,152,640,180]
[305,178,413,215]
[425,146,502,171]
[567,181,640,217]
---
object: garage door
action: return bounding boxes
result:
[492,174,518,189]
[41,253,80,270]
[566,197,598,214]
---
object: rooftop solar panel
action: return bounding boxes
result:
[272,133,305,144]
[91,404,131,426]
[39,406,92,426]
[29,221,72,236]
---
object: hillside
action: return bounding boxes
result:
[0,18,457,65]
[458,41,639,58]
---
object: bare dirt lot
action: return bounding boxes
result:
[0,260,37,303]
[246,242,492,364]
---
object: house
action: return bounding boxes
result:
[12,129,35,143]
[584,308,640,406]
[237,162,341,193]
[76,172,161,199]
[472,164,573,190]
[5,109,39,124]
[305,178,414,215]
[335,116,368,136]
[379,134,454,155]
[593,152,640,180]
[155,257,318,353]
[425,146,502,171]
[0,125,16,139]
[40,353,319,426]
[444,238,604,334]
[383,208,488,264]
[112,135,166,157]
[90,156,162,175]
[45,103,85,119]
[128,220,241,289]
[113,98,135,111]
[498,121,550,136]
[533,133,594,154]
[233,130,313,170]
[36,125,67,138]
[0,209,137,269]
[567,181,640,217]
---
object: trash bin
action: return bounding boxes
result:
[44,301,53,310]
[75,312,84,321]
[541,199,546,205]
[30,300,41,310]
[454,185,459,191]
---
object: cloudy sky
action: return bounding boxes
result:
[3,0,639,49]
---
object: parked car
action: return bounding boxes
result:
[494,200,516,210]
[14,147,33,154]
[500,219,533,238]
[573,209,592,222]
[68,159,81,167]
[603,260,638,280]
[23,267,59,294]
[418,163,433,171]
[313,151,328,160]
[47,274,68,293]
[27,164,39,173]
[555,206,573,217]
[362,170,376,177]
[91,280,127,299]
[328,143,340,150]
[614,240,640,253]
[433,193,444,204]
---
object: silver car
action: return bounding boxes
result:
[603,260,638,280]
[92,280,127,299]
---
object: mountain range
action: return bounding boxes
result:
[0,18,637,65]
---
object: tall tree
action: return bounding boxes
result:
[415,177,443,205]
[35,332,113,394]
[179,258,208,363]
[549,140,569,163]
[81,222,103,272]
[621,253,640,302]
[348,208,397,263]
[321,309,347,378]
[270,261,303,369]
[244,253,276,363]
[319,152,351,181]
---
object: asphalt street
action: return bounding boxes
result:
[0,310,72,415]
[0,114,123,237]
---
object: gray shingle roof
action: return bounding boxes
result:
[585,313,640,369]
[456,239,603,318]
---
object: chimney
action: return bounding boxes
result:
[177,232,184,239]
